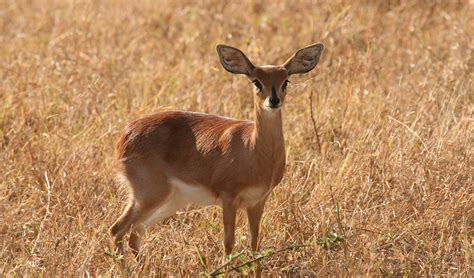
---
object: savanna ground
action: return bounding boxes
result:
[1,0,473,276]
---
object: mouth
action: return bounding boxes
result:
[264,104,282,111]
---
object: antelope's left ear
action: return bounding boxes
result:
[283,43,324,75]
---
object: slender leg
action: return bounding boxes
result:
[110,201,137,255]
[111,157,172,256]
[129,223,146,258]
[128,191,183,259]
[246,199,266,252]
[247,199,267,278]
[222,199,237,256]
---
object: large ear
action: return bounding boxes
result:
[283,43,324,75]
[216,44,254,75]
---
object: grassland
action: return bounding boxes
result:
[1,0,472,276]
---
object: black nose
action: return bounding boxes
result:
[269,97,280,106]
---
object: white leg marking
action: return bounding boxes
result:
[143,190,184,226]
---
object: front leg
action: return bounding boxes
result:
[222,199,237,256]
[246,198,267,251]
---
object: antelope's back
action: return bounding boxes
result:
[116,111,255,175]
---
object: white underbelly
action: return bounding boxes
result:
[142,177,271,226]
[169,177,222,206]
[143,177,221,226]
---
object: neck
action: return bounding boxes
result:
[251,100,286,186]
[252,101,285,159]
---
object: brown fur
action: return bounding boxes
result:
[116,110,284,198]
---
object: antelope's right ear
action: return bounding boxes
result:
[216,45,254,75]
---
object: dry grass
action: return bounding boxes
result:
[1,0,473,276]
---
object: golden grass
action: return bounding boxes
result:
[1,0,472,276]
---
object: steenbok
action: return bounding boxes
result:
[110,43,324,257]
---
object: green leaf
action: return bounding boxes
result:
[317,232,345,250]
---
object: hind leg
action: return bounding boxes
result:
[128,191,186,257]
[110,200,155,256]
[110,198,174,257]
[129,222,145,258]
[110,201,136,255]
[111,157,173,256]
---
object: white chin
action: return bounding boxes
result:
[264,105,282,111]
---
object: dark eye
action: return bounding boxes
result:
[281,80,289,91]
[253,80,263,91]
